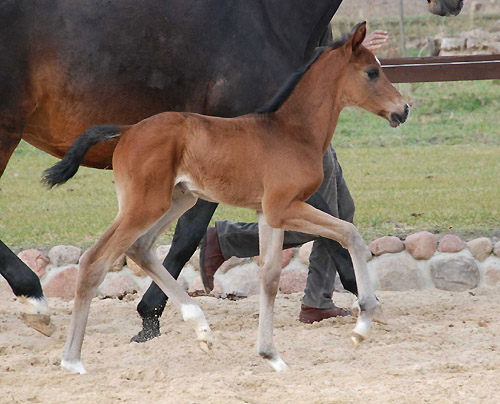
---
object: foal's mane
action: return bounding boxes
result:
[257,34,350,114]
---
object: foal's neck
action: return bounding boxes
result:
[274,51,346,154]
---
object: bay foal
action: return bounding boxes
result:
[44,23,409,374]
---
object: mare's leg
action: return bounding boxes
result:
[0,132,54,335]
[257,214,287,372]
[268,201,381,346]
[132,199,218,343]
[0,240,54,335]
[128,189,212,352]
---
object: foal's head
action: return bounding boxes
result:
[334,22,409,128]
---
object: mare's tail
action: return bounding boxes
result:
[42,124,124,188]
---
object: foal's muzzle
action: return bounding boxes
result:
[390,104,410,128]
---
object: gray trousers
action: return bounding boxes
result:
[215,146,355,309]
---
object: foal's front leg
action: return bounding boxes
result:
[126,189,212,352]
[257,214,288,372]
[276,201,382,346]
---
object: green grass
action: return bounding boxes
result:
[1,81,499,249]
[334,80,500,148]
[338,145,500,241]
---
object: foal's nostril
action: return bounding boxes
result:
[399,104,410,124]
[390,112,402,127]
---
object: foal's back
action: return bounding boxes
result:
[113,110,322,210]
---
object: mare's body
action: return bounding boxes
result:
[0,0,463,336]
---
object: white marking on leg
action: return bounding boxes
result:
[181,304,212,350]
[61,359,87,374]
[22,296,51,316]
[267,356,289,372]
[353,316,371,338]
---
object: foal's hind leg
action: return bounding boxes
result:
[126,187,212,352]
[61,215,156,374]
[257,213,288,372]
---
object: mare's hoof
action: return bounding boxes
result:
[350,331,366,349]
[20,313,56,337]
[130,316,160,343]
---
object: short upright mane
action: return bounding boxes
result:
[257,34,350,114]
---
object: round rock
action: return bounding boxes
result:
[430,256,479,291]
[494,240,500,258]
[484,264,500,288]
[48,245,82,266]
[405,231,437,260]
[279,268,307,294]
[369,236,404,256]
[374,253,423,291]
[437,234,465,253]
[43,267,79,300]
[467,237,492,262]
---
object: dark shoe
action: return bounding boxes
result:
[299,305,352,324]
[130,316,160,343]
[199,227,225,292]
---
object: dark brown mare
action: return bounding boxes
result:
[0,0,462,340]
[44,23,409,374]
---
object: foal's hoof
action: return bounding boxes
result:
[350,331,366,349]
[198,338,213,353]
[61,359,87,374]
[267,356,289,373]
[20,313,56,337]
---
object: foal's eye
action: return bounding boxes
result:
[366,68,379,80]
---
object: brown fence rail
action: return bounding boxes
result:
[381,54,500,83]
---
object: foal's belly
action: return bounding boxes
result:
[174,174,263,210]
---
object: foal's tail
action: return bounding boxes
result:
[42,124,124,188]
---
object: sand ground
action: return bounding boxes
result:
[1,289,499,404]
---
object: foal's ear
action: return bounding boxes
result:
[348,22,367,53]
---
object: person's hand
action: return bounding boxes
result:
[362,30,389,51]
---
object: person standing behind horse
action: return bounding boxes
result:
[199,30,390,324]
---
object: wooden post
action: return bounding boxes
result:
[399,0,407,57]
[381,55,500,83]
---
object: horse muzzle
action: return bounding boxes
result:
[389,104,410,128]
[428,0,464,17]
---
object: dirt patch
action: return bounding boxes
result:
[1,289,499,403]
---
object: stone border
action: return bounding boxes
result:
[6,233,500,300]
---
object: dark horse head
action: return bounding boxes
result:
[428,0,464,16]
